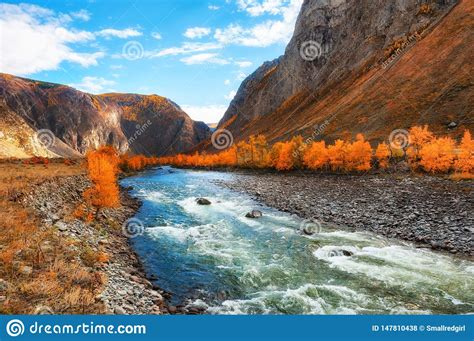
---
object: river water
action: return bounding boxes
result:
[120,167,473,315]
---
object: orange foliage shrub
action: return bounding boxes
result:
[344,134,372,171]
[303,141,328,170]
[327,140,346,171]
[407,125,434,165]
[269,136,304,171]
[120,155,160,172]
[273,141,295,171]
[454,130,474,175]
[419,137,456,173]
[83,146,120,210]
[375,142,391,169]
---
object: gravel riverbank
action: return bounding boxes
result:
[21,175,166,314]
[217,172,473,257]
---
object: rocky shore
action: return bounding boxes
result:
[217,172,473,257]
[21,175,166,314]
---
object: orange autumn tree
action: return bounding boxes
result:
[271,136,305,171]
[375,142,391,169]
[344,134,372,171]
[454,130,474,176]
[251,134,270,168]
[419,137,456,173]
[303,141,328,170]
[236,141,252,167]
[407,125,434,165]
[84,146,120,212]
[273,141,294,171]
[327,139,346,171]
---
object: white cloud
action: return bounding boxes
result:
[151,32,162,40]
[184,27,211,39]
[237,0,287,16]
[236,61,253,68]
[71,9,90,21]
[208,5,220,10]
[215,0,302,47]
[181,53,229,65]
[0,3,104,75]
[225,90,237,100]
[224,79,231,85]
[181,104,227,123]
[70,76,116,94]
[96,28,142,39]
[110,64,123,70]
[152,42,222,57]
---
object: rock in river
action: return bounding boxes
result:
[196,198,212,205]
[246,210,263,218]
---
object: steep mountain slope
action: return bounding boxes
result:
[217,0,473,145]
[0,74,210,158]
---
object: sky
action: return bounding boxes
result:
[0,0,303,123]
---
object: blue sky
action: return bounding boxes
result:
[0,0,302,123]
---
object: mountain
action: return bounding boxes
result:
[0,73,210,158]
[216,0,473,145]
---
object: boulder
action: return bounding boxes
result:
[196,198,212,205]
[54,221,68,232]
[245,210,263,218]
[328,249,354,257]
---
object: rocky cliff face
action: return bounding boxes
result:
[0,74,210,158]
[218,0,472,144]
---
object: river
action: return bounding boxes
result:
[120,167,473,315]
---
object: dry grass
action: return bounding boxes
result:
[0,159,106,314]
